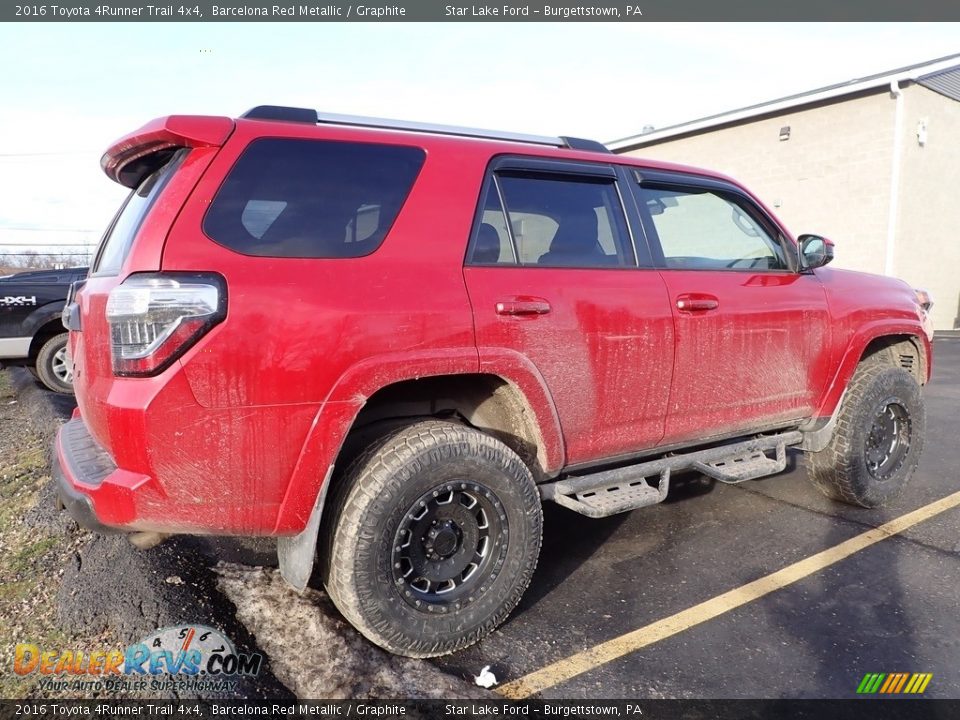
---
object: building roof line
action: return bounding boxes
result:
[608,52,960,151]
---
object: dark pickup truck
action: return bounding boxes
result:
[0,266,87,393]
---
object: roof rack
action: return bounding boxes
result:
[559,136,610,153]
[240,106,610,153]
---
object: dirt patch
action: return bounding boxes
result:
[0,370,110,698]
[0,369,290,699]
[55,532,292,699]
[216,563,489,699]
[2,367,483,700]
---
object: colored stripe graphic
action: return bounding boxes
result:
[879,674,896,693]
[893,673,909,693]
[906,673,933,694]
[857,672,931,694]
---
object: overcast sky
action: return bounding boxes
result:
[1,22,958,259]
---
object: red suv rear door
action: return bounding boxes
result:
[463,157,674,467]
[628,169,832,446]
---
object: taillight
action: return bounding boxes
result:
[105,273,226,376]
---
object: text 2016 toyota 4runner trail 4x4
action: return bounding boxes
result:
[55,106,934,657]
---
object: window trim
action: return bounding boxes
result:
[614,164,656,269]
[465,155,639,270]
[630,169,799,274]
[492,155,617,179]
[491,175,520,265]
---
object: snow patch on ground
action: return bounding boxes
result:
[215,562,489,699]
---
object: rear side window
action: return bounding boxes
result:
[203,138,425,258]
[93,150,185,277]
[471,173,634,268]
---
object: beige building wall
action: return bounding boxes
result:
[624,90,898,276]
[621,86,960,330]
[894,85,960,330]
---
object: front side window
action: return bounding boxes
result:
[470,173,634,269]
[637,185,787,271]
[204,138,425,258]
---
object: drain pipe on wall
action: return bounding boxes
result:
[885,80,905,277]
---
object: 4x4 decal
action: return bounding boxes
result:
[0,296,37,306]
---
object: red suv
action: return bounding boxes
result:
[55,106,934,657]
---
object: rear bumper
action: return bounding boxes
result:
[53,450,119,534]
[53,417,149,533]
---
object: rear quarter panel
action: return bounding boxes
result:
[72,146,224,454]
[162,121,485,409]
[159,122,491,531]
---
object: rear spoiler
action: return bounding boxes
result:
[101,115,234,188]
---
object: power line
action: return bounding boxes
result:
[0,151,101,157]
[0,243,97,250]
[0,228,100,234]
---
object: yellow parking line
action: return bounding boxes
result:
[498,490,960,699]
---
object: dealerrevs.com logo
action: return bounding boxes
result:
[14,625,262,695]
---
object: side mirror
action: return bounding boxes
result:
[798,234,835,270]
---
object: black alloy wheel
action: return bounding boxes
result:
[864,400,911,481]
[392,482,507,612]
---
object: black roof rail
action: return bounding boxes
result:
[242,105,318,123]
[560,136,611,153]
[240,105,609,153]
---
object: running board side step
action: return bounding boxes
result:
[540,431,802,518]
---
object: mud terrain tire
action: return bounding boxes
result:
[809,364,924,508]
[323,419,542,657]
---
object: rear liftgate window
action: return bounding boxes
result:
[203,138,426,258]
[93,149,186,277]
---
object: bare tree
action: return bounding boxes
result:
[0,250,91,272]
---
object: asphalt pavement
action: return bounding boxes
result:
[430,334,960,699]
[17,335,960,700]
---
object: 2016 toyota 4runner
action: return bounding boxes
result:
[54,106,934,657]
